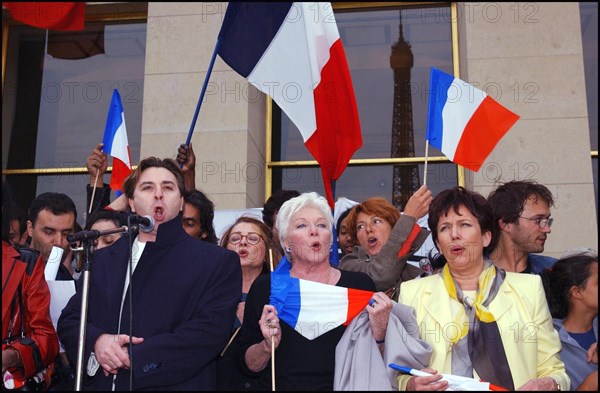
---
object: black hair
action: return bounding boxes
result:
[336,207,354,231]
[85,209,128,230]
[428,187,496,256]
[28,192,78,227]
[262,189,300,229]
[543,254,598,319]
[184,189,218,244]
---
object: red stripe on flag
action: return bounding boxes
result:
[397,223,423,258]
[453,96,519,172]
[110,157,132,194]
[343,287,375,326]
[305,39,362,209]
[4,2,85,31]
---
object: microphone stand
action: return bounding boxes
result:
[73,225,130,391]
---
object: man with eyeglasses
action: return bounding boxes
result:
[487,180,557,274]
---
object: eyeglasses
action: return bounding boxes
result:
[228,232,263,245]
[519,216,554,229]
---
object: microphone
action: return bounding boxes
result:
[67,230,101,245]
[128,214,155,233]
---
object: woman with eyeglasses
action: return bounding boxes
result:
[220,216,275,328]
[217,216,275,391]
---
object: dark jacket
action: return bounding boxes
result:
[58,215,242,390]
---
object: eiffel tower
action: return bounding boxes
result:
[390,11,420,210]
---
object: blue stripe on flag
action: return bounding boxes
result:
[102,90,125,155]
[270,256,301,329]
[218,2,293,77]
[426,68,454,150]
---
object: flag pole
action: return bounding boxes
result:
[329,179,339,267]
[423,141,429,186]
[183,37,222,150]
[88,171,100,214]
[268,248,276,391]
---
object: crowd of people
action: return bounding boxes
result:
[2,141,597,391]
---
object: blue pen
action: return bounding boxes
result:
[388,363,509,391]
[388,364,432,377]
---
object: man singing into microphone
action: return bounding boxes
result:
[57,157,242,390]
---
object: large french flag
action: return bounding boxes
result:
[102,89,132,196]
[426,68,520,172]
[270,256,374,340]
[217,3,362,208]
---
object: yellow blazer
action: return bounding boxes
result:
[398,272,570,390]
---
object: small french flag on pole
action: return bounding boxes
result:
[102,89,132,196]
[270,257,374,340]
[426,68,520,172]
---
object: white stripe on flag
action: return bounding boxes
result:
[295,279,348,340]
[441,78,486,160]
[110,113,131,168]
[248,3,339,142]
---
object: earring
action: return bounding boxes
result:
[285,246,291,253]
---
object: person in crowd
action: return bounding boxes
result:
[84,209,128,250]
[339,184,432,300]
[60,221,83,281]
[487,180,556,274]
[398,186,569,391]
[336,207,356,258]
[26,192,77,281]
[262,189,300,264]
[182,189,218,243]
[58,156,242,390]
[217,216,275,390]
[236,192,391,390]
[544,252,597,391]
[2,182,59,390]
[5,202,28,246]
[220,216,275,329]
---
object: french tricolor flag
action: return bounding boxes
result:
[426,68,520,172]
[102,89,132,196]
[270,257,374,340]
[217,3,362,208]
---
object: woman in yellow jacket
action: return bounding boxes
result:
[398,187,569,391]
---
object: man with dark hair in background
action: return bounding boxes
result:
[26,192,78,280]
[487,180,557,274]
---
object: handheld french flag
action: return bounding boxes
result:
[102,89,132,196]
[426,68,520,172]
[217,3,362,209]
[270,256,374,340]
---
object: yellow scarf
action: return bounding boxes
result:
[441,262,497,343]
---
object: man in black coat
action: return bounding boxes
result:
[58,157,241,390]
